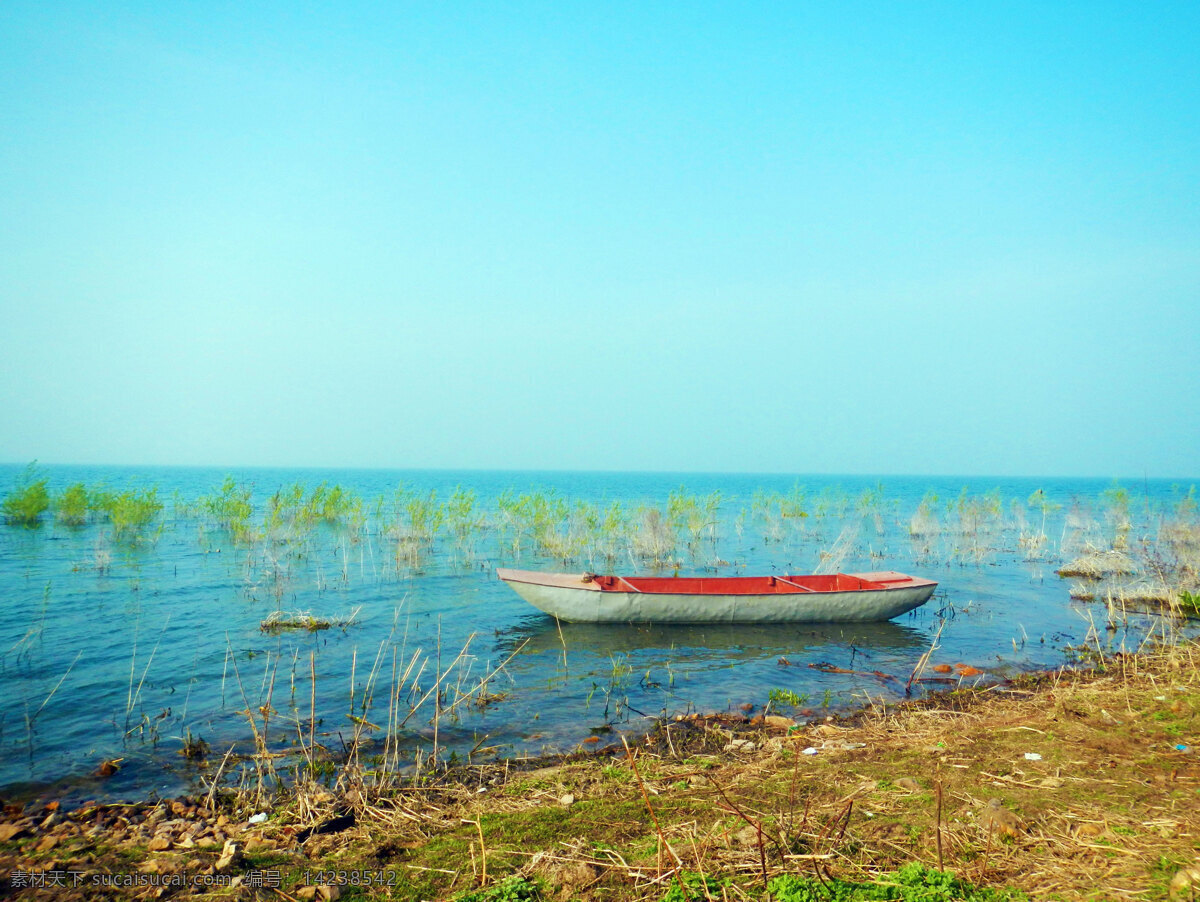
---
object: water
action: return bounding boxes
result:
[0,464,1194,803]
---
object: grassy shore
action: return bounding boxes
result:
[1,641,1198,901]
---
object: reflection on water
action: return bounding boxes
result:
[501,617,927,658]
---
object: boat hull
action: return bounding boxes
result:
[497,569,936,623]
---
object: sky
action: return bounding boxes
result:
[1,2,1198,478]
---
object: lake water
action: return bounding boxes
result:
[0,464,1194,804]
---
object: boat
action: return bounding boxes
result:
[496,568,937,623]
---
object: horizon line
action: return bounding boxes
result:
[1,460,1196,485]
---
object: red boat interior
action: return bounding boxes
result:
[590,573,898,595]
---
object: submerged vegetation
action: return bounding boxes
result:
[53,481,90,526]
[0,463,50,525]
[98,487,163,539]
[4,467,1199,611]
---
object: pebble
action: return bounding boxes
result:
[763,714,796,729]
[297,887,343,901]
[215,839,243,871]
[244,835,275,853]
[35,835,60,852]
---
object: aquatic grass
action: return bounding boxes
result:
[1058,496,1200,617]
[1,463,50,526]
[448,485,488,565]
[942,488,1005,565]
[54,482,91,526]
[296,481,363,530]
[404,488,446,543]
[1017,488,1060,560]
[494,488,528,557]
[263,482,307,540]
[1102,481,1133,548]
[815,522,860,574]
[199,475,259,543]
[261,612,332,632]
[748,485,808,546]
[1057,546,1138,579]
[634,506,677,564]
[260,607,362,633]
[907,491,940,539]
[100,487,164,539]
[668,488,724,553]
[597,500,631,563]
[493,488,598,562]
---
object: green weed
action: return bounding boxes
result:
[454,875,541,902]
[662,871,722,902]
[1178,591,1200,616]
[98,488,163,539]
[54,482,91,526]
[201,476,256,541]
[2,463,50,526]
[769,688,807,707]
[768,863,1027,901]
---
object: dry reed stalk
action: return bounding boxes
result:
[440,639,529,716]
[203,743,237,811]
[555,615,569,673]
[30,649,82,724]
[704,770,769,888]
[934,777,944,871]
[397,636,475,729]
[905,618,946,696]
[386,649,425,774]
[463,817,488,885]
[622,736,681,878]
[125,615,170,731]
[309,651,317,760]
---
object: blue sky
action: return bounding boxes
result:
[2,2,1197,477]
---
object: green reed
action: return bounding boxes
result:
[103,488,164,539]
[53,482,90,526]
[200,476,257,543]
[404,488,445,543]
[446,486,487,565]
[667,487,723,552]
[1,463,50,526]
[300,482,361,527]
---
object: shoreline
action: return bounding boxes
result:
[0,649,1065,812]
[2,640,1197,900]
